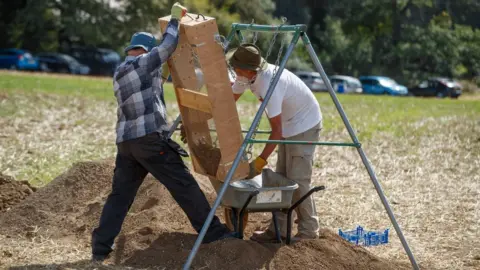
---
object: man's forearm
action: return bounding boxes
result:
[259,130,282,160]
[139,19,179,73]
[156,19,180,61]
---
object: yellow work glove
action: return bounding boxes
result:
[161,63,170,82]
[171,2,188,20]
[248,156,267,179]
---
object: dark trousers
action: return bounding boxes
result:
[92,133,229,256]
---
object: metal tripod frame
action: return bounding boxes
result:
[167,22,419,270]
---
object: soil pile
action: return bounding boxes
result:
[0,161,407,270]
[119,229,405,270]
[0,173,36,212]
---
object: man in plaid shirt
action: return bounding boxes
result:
[91,3,232,263]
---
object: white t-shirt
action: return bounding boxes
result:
[232,64,322,138]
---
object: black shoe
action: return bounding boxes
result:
[91,254,108,263]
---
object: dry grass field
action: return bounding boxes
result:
[0,71,479,269]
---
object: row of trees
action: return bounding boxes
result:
[0,0,278,54]
[1,0,479,85]
[293,0,480,85]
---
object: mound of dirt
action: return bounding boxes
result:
[0,161,407,270]
[0,161,115,238]
[118,229,404,270]
[0,173,36,212]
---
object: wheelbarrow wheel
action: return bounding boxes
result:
[224,208,248,233]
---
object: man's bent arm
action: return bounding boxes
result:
[137,19,180,74]
[259,114,282,161]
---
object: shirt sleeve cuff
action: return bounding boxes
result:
[169,18,179,29]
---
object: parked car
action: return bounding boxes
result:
[329,75,363,94]
[36,52,90,75]
[359,76,408,96]
[295,71,328,92]
[66,46,120,76]
[408,78,462,98]
[0,48,39,71]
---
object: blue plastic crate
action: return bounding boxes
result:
[338,226,364,245]
[338,226,389,246]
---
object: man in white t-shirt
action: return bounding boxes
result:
[226,43,323,242]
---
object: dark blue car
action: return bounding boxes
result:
[0,48,39,71]
[36,53,90,75]
[408,78,462,98]
[359,76,408,96]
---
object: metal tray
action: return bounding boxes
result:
[221,168,298,211]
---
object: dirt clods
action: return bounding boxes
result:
[0,173,36,212]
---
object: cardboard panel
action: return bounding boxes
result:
[159,14,249,181]
[160,17,214,177]
[176,88,212,114]
[217,160,251,181]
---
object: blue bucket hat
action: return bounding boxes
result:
[124,32,156,53]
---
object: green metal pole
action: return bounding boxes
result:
[232,23,307,33]
[236,30,245,43]
[247,139,360,148]
[225,29,236,45]
[174,128,272,135]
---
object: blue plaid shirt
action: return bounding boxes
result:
[113,20,179,143]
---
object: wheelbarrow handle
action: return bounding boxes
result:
[289,186,325,211]
[312,186,326,192]
[286,185,325,244]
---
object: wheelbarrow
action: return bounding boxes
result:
[221,168,325,244]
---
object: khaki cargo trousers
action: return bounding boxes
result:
[268,121,322,238]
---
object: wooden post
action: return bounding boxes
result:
[159,15,249,182]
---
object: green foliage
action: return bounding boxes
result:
[3,1,59,52]
[301,0,480,83]
[314,16,373,76]
[2,0,480,83]
[286,43,314,72]
[455,24,480,77]
[391,23,458,84]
